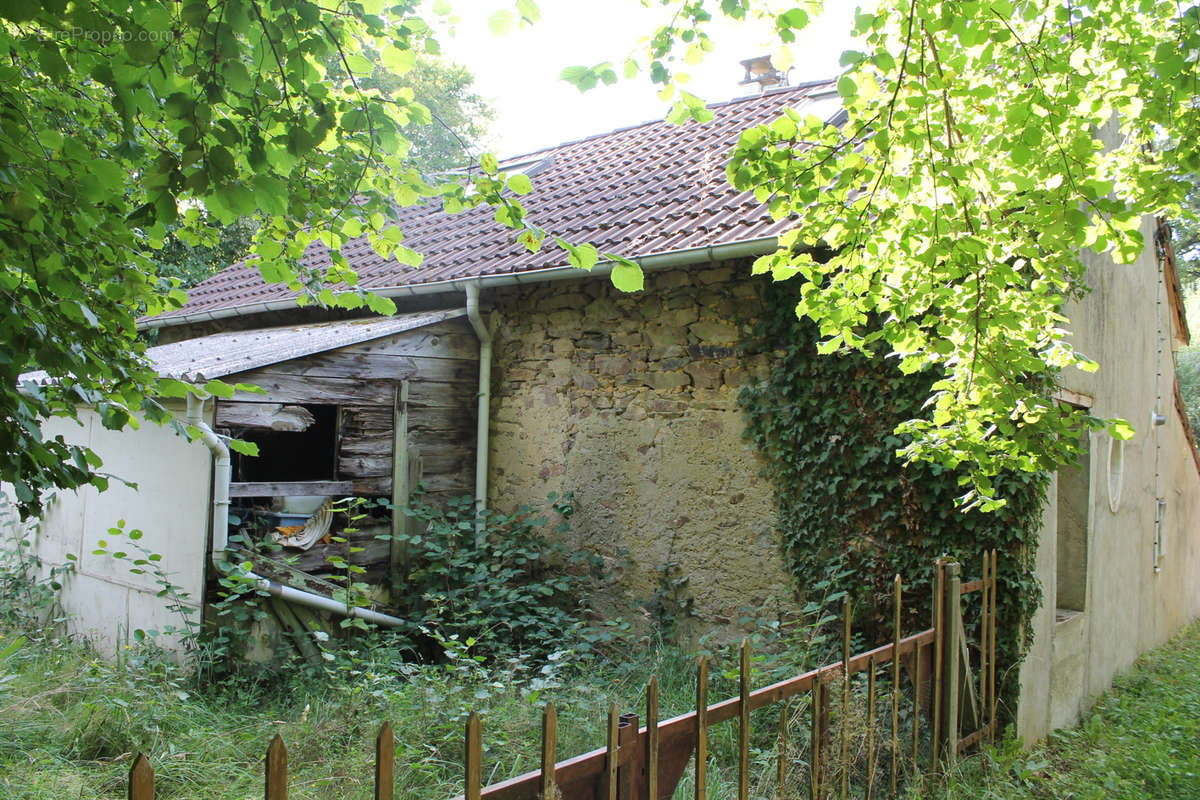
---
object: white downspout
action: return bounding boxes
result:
[187,392,230,570]
[186,392,407,628]
[465,281,492,530]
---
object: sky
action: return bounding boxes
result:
[428,1,862,158]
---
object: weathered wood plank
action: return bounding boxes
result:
[229,373,396,405]
[348,324,479,361]
[227,374,475,409]
[255,352,478,382]
[339,449,470,480]
[341,429,473,456]
[341,433,472,459]
[390,384,409,592]
[346,404,475,436]
[282,528,392,574]
[216,402,316,432]
[229,478,390,498]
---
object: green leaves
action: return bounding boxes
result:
[0,1,495,516]
[226,438,259,457]
[709,0,1192,505]
[506,173,532,195]
[560,63,619,91]
[608,257,644,293]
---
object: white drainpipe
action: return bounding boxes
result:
[464,282,492,530]
[187,392,230,569]
[186,392,407,629]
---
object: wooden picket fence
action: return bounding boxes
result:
[125,554,999,800]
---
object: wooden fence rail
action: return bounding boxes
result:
[126,555,998,800]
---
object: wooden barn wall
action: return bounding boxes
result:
[215,318,478,504]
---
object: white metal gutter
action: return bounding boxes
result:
[139,236,780,330]
[464,282,492,531]
[185,392,407,629]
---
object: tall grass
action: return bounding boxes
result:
[0,619,841,800]
[903,619,1200,800]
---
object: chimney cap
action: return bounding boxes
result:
[739,55,790,91]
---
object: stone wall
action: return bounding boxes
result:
[487,261,797,632]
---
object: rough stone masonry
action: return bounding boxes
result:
[487,260,798,633]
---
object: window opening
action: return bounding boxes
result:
[1056,430,1091,617]
[233,404,338,483]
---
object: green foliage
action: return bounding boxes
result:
[393,491,610,659]
[740,281,1047,688]
[1177,344,1200,435]
[572,1,1200,508]
[906,620,1200,799]
[0,512,70,630]
[0,2,535,519]
[395,58,494,173]
[148,217,258,291]
[0,618,705,799]
[1173,180,1200,283]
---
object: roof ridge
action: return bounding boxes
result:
[495,78,837,163]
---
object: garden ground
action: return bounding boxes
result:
[1,617,1199,799]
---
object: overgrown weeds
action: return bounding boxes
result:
[0,619,840,800]
[904,619,1200,800]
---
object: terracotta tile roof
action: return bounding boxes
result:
[151,81,838,326]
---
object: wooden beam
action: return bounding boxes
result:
[390,382,409,593]
[1052,388,1093,409]
[252,352,478,382]
[215,402,315,432]
[228,479,389,497]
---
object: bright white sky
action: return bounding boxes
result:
[429,1,863,158]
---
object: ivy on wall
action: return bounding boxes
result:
[739,280,1048,693]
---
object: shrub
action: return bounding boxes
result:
[390,491,609,660]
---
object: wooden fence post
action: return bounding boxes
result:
[646,677,659,800]
[618,712,640,799]
[840,599,851,800]
[938,561,962,769]
[890,576,901,798]
[695,656,708,800]
[265,733,287,800]
[541,704,558,800]
[466,713,482,800]
[376,722,394,800]
[605,704,619,800]
[128,753,154,800]
[930,559,945,767]
[739,638,751,800]
[989,550,999,743]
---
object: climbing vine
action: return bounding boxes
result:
[740,280,1048,688]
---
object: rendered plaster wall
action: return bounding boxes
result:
[487,262,796,630]
[27,403,211,656]
[1017,216,1200,742]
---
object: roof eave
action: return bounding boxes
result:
[139,235,781,331]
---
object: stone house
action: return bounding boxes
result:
[21,80,1200,743]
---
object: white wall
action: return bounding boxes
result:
[26,403,212,656]
[1017,216,1200,741]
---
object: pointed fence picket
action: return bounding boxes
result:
[123,555,999,800]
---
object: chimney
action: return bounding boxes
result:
[739,55,789,93]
